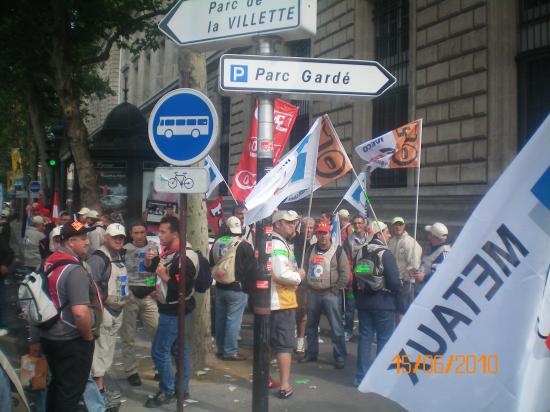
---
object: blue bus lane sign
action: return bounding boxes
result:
[148,88,219,166]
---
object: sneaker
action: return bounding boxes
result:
[344,332,352,342]
[105,390,121,400]
[298,355,317,364]
[295,337,305,353]
[145,391,175,408]
[221,353,247,361]
[334,360,345,369]
[127,373,142,386]
[276,386,294,399]
[0,328,8,337]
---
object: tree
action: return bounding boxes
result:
[0,0,171,209]
[177,48,212,369]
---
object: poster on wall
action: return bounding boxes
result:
[145,200,179,223]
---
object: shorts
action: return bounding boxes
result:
[295,286,308,322]
[270,309,296,354]
[397,281,415,315]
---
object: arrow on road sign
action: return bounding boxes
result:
[219,55,396,99]
[158,0,316,51]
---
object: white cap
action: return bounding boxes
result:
[272,210,299,223]
[51,226,62,238]
[368,220,387,241]
[85,210,101,219]
[32,216,45,225]
[226,216,242,235]
[106,223,126,237]
[425,222,448,240]
[78,207,90,215]
[337,209,350,218]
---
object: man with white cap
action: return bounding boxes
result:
[338,209,353,244]
[86,210,106,252]
[270,210,304,399]
[77,207,90,224]
[209,216,255,361]
[352,220,401,385]
[87,223,128,402]
[412,222,451,294]
[388,217,423,319]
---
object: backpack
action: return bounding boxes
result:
[212,239,241,285]
[156,248,212,304]
[17,260,80,328]
[353,245,387,293]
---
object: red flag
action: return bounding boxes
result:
[51,192,59,224]
[207,197,225,235]
[231,98,298,202]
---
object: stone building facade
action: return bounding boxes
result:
[84,0,549,239]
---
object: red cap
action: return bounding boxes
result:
[314,221,331,233]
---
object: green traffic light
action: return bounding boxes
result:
[49,159,57,167]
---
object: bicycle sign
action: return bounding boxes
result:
[153,167,209,194]
[148,88,219,166]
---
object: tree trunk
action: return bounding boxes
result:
[49,0,100,211]
[177,49,211,369]
[23,83,52,200]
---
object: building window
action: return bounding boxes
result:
[518,0,550,148]
[219,96,230,195]
[370,0,409,188]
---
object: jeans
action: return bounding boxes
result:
[356,309,395,381]
[214,288,247,356]
[344,292,356,336]
[82,376,105,412]
[151,313,191,396]
[41,337,95,412]
[0,367,12,412]
[305,291,347,362]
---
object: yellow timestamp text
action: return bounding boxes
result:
[392,354,499,375]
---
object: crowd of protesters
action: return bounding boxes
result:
[0,200,452,410]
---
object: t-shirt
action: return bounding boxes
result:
[40,247,95,341]
[123,242,156,298]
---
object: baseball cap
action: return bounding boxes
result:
[85,210,101,219]
[392,216,405,225]
[60,221,96,240]
[106,223,126,237]
[337,209,350,219]
[314,221,331,233]
[272,210,299,223]
[51,226,62,238]
[1,208,10,218]
[226,216,242,235]
[425,222,448,240]
[32,216,45,225]
[78,207,90,215]
[368,220,388,241]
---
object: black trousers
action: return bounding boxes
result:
[41,337,94,412]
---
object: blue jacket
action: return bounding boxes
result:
[353,239,402,312]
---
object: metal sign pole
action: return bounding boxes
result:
[252,35,277,412]
[177,193,188,412]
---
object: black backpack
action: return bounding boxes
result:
[353,245,387,292]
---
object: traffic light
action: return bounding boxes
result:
[48,159,57,167]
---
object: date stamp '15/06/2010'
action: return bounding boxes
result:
[392,354,499,375]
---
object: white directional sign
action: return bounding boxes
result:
[158,0,317,50]
[154,167,209,194]
[219,55,397,98]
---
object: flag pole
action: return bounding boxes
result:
[332,196,345,214]
[412,119,423,258]
[223,179,239,205]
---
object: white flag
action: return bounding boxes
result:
[359,115,550,412]
[343,172,367,216]
[204,155,224,199]
[244,117,322,226]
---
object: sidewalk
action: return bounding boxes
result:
[106,314,405,412]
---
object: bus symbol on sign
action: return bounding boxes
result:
[157,116,209,139]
